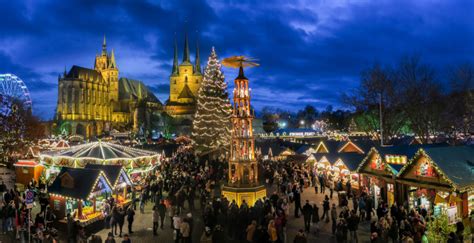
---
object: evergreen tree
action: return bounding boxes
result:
[192,47,232,153]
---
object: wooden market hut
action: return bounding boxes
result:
[85,164,133,205]
[14,160,44,186]
[356,144,448,208]
[48,167,113,225]
[397,145,474,220]
[356,147,405,207]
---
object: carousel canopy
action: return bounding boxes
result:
[42,141,157,160]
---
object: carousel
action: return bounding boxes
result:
[39,141,162,181]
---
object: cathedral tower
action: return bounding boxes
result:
[94,36,119,102]
[166,33,203,118]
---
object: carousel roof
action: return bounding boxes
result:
[42,141,157,160]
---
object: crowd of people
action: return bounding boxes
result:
[1,143,472,243]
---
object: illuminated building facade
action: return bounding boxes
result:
[222,66,266,206]
[56,37,162,138]
[165,34,203,120]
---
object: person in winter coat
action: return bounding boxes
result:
[347,210,360,242]
[246,220,257,243]
[321,195,330,222]
[152,206,159,236]
[126,206,135,234]
[331,204,338,235]
[157,200,167,229]
[301,200,313,232]
[268,220,278,243]
[312,204,320,234]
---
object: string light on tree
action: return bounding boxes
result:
[191,47,232,153]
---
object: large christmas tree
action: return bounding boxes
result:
[192,47,232,153]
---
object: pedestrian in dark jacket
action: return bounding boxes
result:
[157,200,167,229]
[347,210,359,242]
[312,204,320,234]
[302,200,313,232]
[126,206,135,234]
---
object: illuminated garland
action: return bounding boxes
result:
[192,47,232,151]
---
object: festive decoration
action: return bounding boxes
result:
[221,56,266,206]
[191,47,232,153]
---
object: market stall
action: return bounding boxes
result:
[356,148,402,208]
[397,145,474,221]
[14,160,44,186]
[48,167,113,226]
[331,153,365,191]
[85,164,133,206]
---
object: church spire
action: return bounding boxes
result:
[182,32,190,63]
[109,49,117,68]
[194,39,201,74]
[171,36,179,76]
[102,35,107,56]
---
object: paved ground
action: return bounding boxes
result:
[0,185,372,243]
[92,184,372,243]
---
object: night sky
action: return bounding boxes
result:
[1,0,473,120]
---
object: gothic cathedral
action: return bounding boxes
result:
[165,34,203,121]
[56,37,162,138]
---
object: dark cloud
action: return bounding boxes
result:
[0,0,472,120]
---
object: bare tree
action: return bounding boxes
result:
[446,63,474,135]
[396,56,443,143]
[343,63,406,142]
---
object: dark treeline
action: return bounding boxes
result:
[260,56,473,143]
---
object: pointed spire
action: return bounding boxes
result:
[194,38,201,75]
[102,35,107,55]
[237,65,247,80]
[63,66,67,77]
[182,32,190,63]
[109,49,117,68]
[171,36,179,76]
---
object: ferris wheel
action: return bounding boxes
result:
[0,73,32,110]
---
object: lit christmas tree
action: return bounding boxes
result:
[192,47,232,153]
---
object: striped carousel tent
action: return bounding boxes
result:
[39,141,161,169]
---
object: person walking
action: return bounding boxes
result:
[331,204,338,235]
[358,197,366,221]
[152,206,159,236]
[246,220,257,243]
[329,180,334,199]
[117,207,125,237]
[321,195,330,222]
[180,218,191,243]
[126,206,135,234]
[312,203,320,234]
[302,200,313,232]
[293,187,301,218]
[157,200,167,229]
[268,220,278,243]
[347,210,360,243]
[319,174,325,194]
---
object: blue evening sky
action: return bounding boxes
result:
[1,0,473,119]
